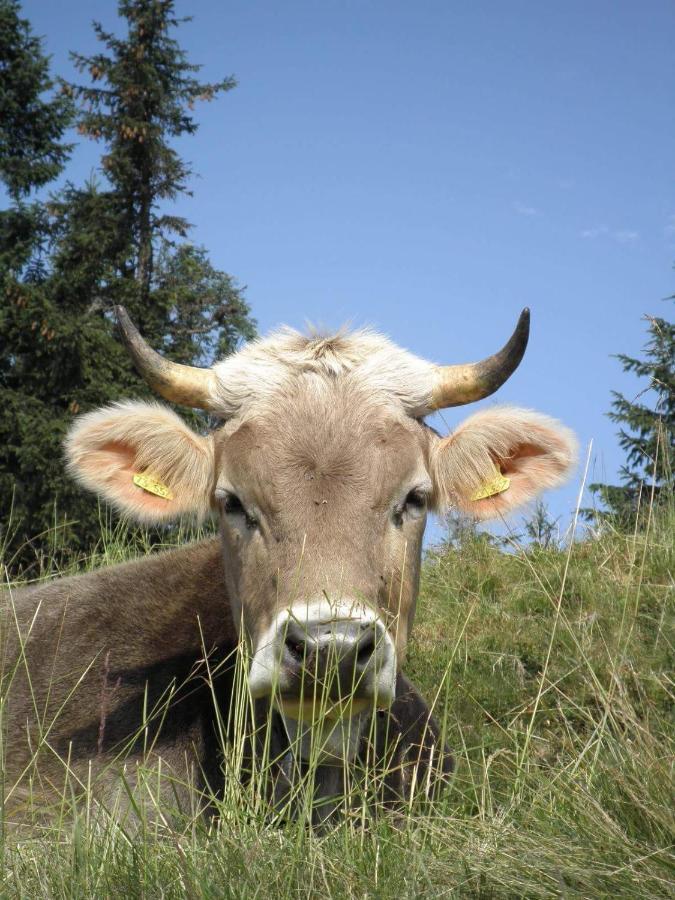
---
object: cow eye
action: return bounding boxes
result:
[404,489,427,515]
[393,489,428,526]
[222,493,244,515]
[221,492,258,530]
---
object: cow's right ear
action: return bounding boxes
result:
[65,401,214,523]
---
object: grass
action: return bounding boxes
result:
[1,501,673,898]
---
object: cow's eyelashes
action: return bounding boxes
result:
[221,492,258,530]
[222,493,244,515]
[393,489,428,526]
[404,489,427,513]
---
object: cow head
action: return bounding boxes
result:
[66,309,576,727]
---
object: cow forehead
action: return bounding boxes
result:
[214,377,430,508]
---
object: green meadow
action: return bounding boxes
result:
[1,501,673,899]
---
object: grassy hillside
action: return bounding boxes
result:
[1,506,673,899]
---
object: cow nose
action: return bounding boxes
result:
[247,601,397,707]
[283,619,378,672]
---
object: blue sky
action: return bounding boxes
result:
[22,0,675,539]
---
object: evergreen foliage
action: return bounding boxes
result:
[521,499,560,549]
[0,0,76,567]
[588,310,674,526]
[0,0,255,572]
[66,0,236,311]
[0,0,72,201]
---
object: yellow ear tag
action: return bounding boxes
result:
[471,470,510,502]
[133,473,174,500]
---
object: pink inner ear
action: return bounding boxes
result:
[440,407,577,521]
[499,436,571,484]
[83,440,178,518]
[66,400,215,524]
[500,440,564,474]
[469,438,571,520]
[101,440,136,472]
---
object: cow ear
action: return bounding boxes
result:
[431,407,577,520]
[65,401,214,523]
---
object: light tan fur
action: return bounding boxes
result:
[209,327,437,418]
[65,401,215,522]
[64,329,577,660]
[432,406,578,519]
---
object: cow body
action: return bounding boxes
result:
[2,539,451,825]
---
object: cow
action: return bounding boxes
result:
[2,307,577,826]
[3,539,450,827]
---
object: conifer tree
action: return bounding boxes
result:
[0,0,76,569]
[0,0,72,203]
[0,1,254,571]
[151,243,256,367]
[0,0,72,285]
[67,0,236,318]
[588,311,674,526]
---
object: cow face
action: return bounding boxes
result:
[211,380,431,711]
[65,313,577,720]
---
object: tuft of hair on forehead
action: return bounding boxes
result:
[209,326,436,419]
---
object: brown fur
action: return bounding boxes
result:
[2,540,451,823]
[2,540,232,814]
[3,328,577,821]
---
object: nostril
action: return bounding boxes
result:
[282,620,312,666]
[284,637,306,663]
[355,630,377,665]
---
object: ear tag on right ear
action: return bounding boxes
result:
[471,470,510,502]
[133,473,174,500]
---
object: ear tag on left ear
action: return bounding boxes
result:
[133,473,174,500]
[471,470,510,502]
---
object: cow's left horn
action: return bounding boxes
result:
[429,308,530,409]
[115,306,217,410]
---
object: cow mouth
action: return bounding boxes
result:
[274,695,373,722]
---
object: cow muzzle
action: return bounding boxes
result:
[247,599,397,718]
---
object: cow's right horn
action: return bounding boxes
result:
[115,306,217,410]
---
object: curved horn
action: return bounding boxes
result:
[430,308,530,410]
[115,306,217,410]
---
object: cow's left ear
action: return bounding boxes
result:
[431,407,578,520]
